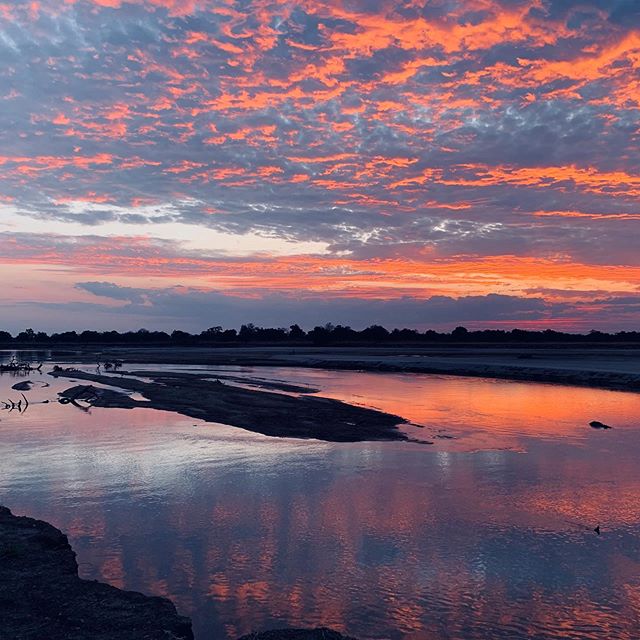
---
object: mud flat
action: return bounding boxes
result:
[0,505,193,640]
[50,369,409,442]
[56,346,640,392]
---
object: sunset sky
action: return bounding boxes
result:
[1,0,639,332]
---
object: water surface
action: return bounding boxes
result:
[1,354,640,639]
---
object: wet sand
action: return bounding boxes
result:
[51,369,409,442]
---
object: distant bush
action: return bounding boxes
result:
[1,324,639,346]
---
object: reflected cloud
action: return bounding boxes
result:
[1,363,640,638]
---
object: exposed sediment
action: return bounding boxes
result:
[0,505,193,640]
[50,346,640,393]
[51,369,409,442]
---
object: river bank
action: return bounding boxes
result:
[40,345,640,393]
[0,506,358,640]
[0,505,193,640]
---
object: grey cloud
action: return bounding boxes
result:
[7,283,633,334]
[65,282,563,332]
[76,281,148,304]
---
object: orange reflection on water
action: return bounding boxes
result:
[275,368,640,450]
[2,367,640,639]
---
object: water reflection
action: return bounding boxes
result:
[1,361,640,639]
[130,364,640,451]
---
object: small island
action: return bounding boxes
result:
[50,368,410,442]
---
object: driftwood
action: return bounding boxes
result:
[589,420,613,430]
[1,393,29,413]
[58,385,101,412]
[0,358,42,374]
[98,360,123,372]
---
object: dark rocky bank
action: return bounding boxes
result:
[0,505,193,640]
[0,506,358,640]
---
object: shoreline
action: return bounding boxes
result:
[39,346,640,393]
[0,505,193,640]
[0,505,357,640]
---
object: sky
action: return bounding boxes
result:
[0,0,639,333]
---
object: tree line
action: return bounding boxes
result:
[1,324,640,346]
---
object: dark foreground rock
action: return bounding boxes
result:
[51,369,409,442]
[0,506,359,640]
[238,630,357,640]
[0,505,193,640]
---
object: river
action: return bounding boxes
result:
[1,353,639,639]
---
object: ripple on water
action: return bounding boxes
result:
[2,362,640,639]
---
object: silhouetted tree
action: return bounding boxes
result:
[1,323,639,347]
[451,326,469,339]
[239,323,257,341]
[200,326,223,341]
[361,325,389,342]
[308,325,332,345]
[289,324,305,340]
[16,328,38,342]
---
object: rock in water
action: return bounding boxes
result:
[589,420,613,430]
[11,380,33,391]
[0,505,193,640]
